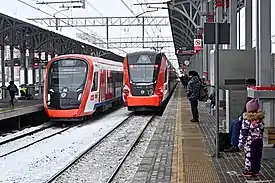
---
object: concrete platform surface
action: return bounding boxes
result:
[132,84,275,183]
[0,100,43,121]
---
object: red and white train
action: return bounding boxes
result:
[43,54,123,121]
[123,51,178,111]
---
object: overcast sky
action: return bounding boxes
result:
[0,0,275,70]
[0,0,174,58]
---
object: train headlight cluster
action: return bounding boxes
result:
[78,93,82,101]
[148,88,154,96]
[47,94,51,105]
[61,92,67,98]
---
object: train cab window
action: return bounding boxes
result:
[48,59,88,92]
[155,54,162,65]
[136,55,153,64]
[91,72,98,91]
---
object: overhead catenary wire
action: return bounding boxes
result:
[85,0,132,49]
[31,0,103,41]
[136,0,159,36]
[120,0,155,42]
[17,0,126,53]
[135,0,175,54]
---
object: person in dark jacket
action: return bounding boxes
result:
[186,71,201,122]
[7,81,18,107]
[183,74,189,88]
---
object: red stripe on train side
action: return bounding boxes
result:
[154,55,167,103]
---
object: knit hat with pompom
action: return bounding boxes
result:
[246,99,259,113]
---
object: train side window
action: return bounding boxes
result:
[91,72,98,91]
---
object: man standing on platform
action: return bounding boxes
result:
[186,71,201,122]
[7,81,18,107]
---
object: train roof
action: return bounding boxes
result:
[50,54,123,67]
[126,51,177,70]
[126,51,159,57]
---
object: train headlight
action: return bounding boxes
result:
[148,88,154,96]
[62,87,69,92]
[61,92,67,98]
[78,93,82,101]
[47,94,51,105]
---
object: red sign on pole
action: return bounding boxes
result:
[194,39,203,51]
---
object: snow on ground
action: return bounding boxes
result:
[0,122,51,143]
[0,107,131,183]
[113,116,160,183]
[53,115,152,183]
[0,126,70,156]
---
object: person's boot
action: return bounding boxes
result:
[190,118,199,122]
[242,171,252,177]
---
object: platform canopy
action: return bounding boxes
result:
[0,11,124,63]
[167,0,202,64]
[167,0,245,65]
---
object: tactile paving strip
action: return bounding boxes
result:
[172,85,219,183]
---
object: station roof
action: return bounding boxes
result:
[0,10,124,62]
[167,0,245,64]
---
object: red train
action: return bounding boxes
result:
[43,54,123,121]
[122,51,178,111]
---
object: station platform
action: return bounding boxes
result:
[132,84,275,183]
[0,100,43,121]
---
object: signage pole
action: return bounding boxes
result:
[215,22,220,159]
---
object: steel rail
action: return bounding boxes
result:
[0,122,53,146]
[106,115,155,183]
[0,125,75,158]
[45,114,133,183]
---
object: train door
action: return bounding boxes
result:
[107,70,113,99]
[99,69,107,102]
[84,70,99,113]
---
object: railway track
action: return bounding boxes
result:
[0,122,53,146]
[45,114,154,183]
[0,119,94,158]
[106,115,154,183]
[0,107,126,159]
[0,106,124,147]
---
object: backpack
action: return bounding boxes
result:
[199,83,208,101]
[9,85,18,93]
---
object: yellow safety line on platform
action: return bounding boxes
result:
[172,85,219,183]
[171,87,185,182]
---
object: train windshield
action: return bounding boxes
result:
[129,65,158,83]
[47,59,88,109]
[48,59,88,92]
[127,53,160,83]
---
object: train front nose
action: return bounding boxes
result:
[130,83,155,96]
[44,58,88,118]
[126,83,161,107]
